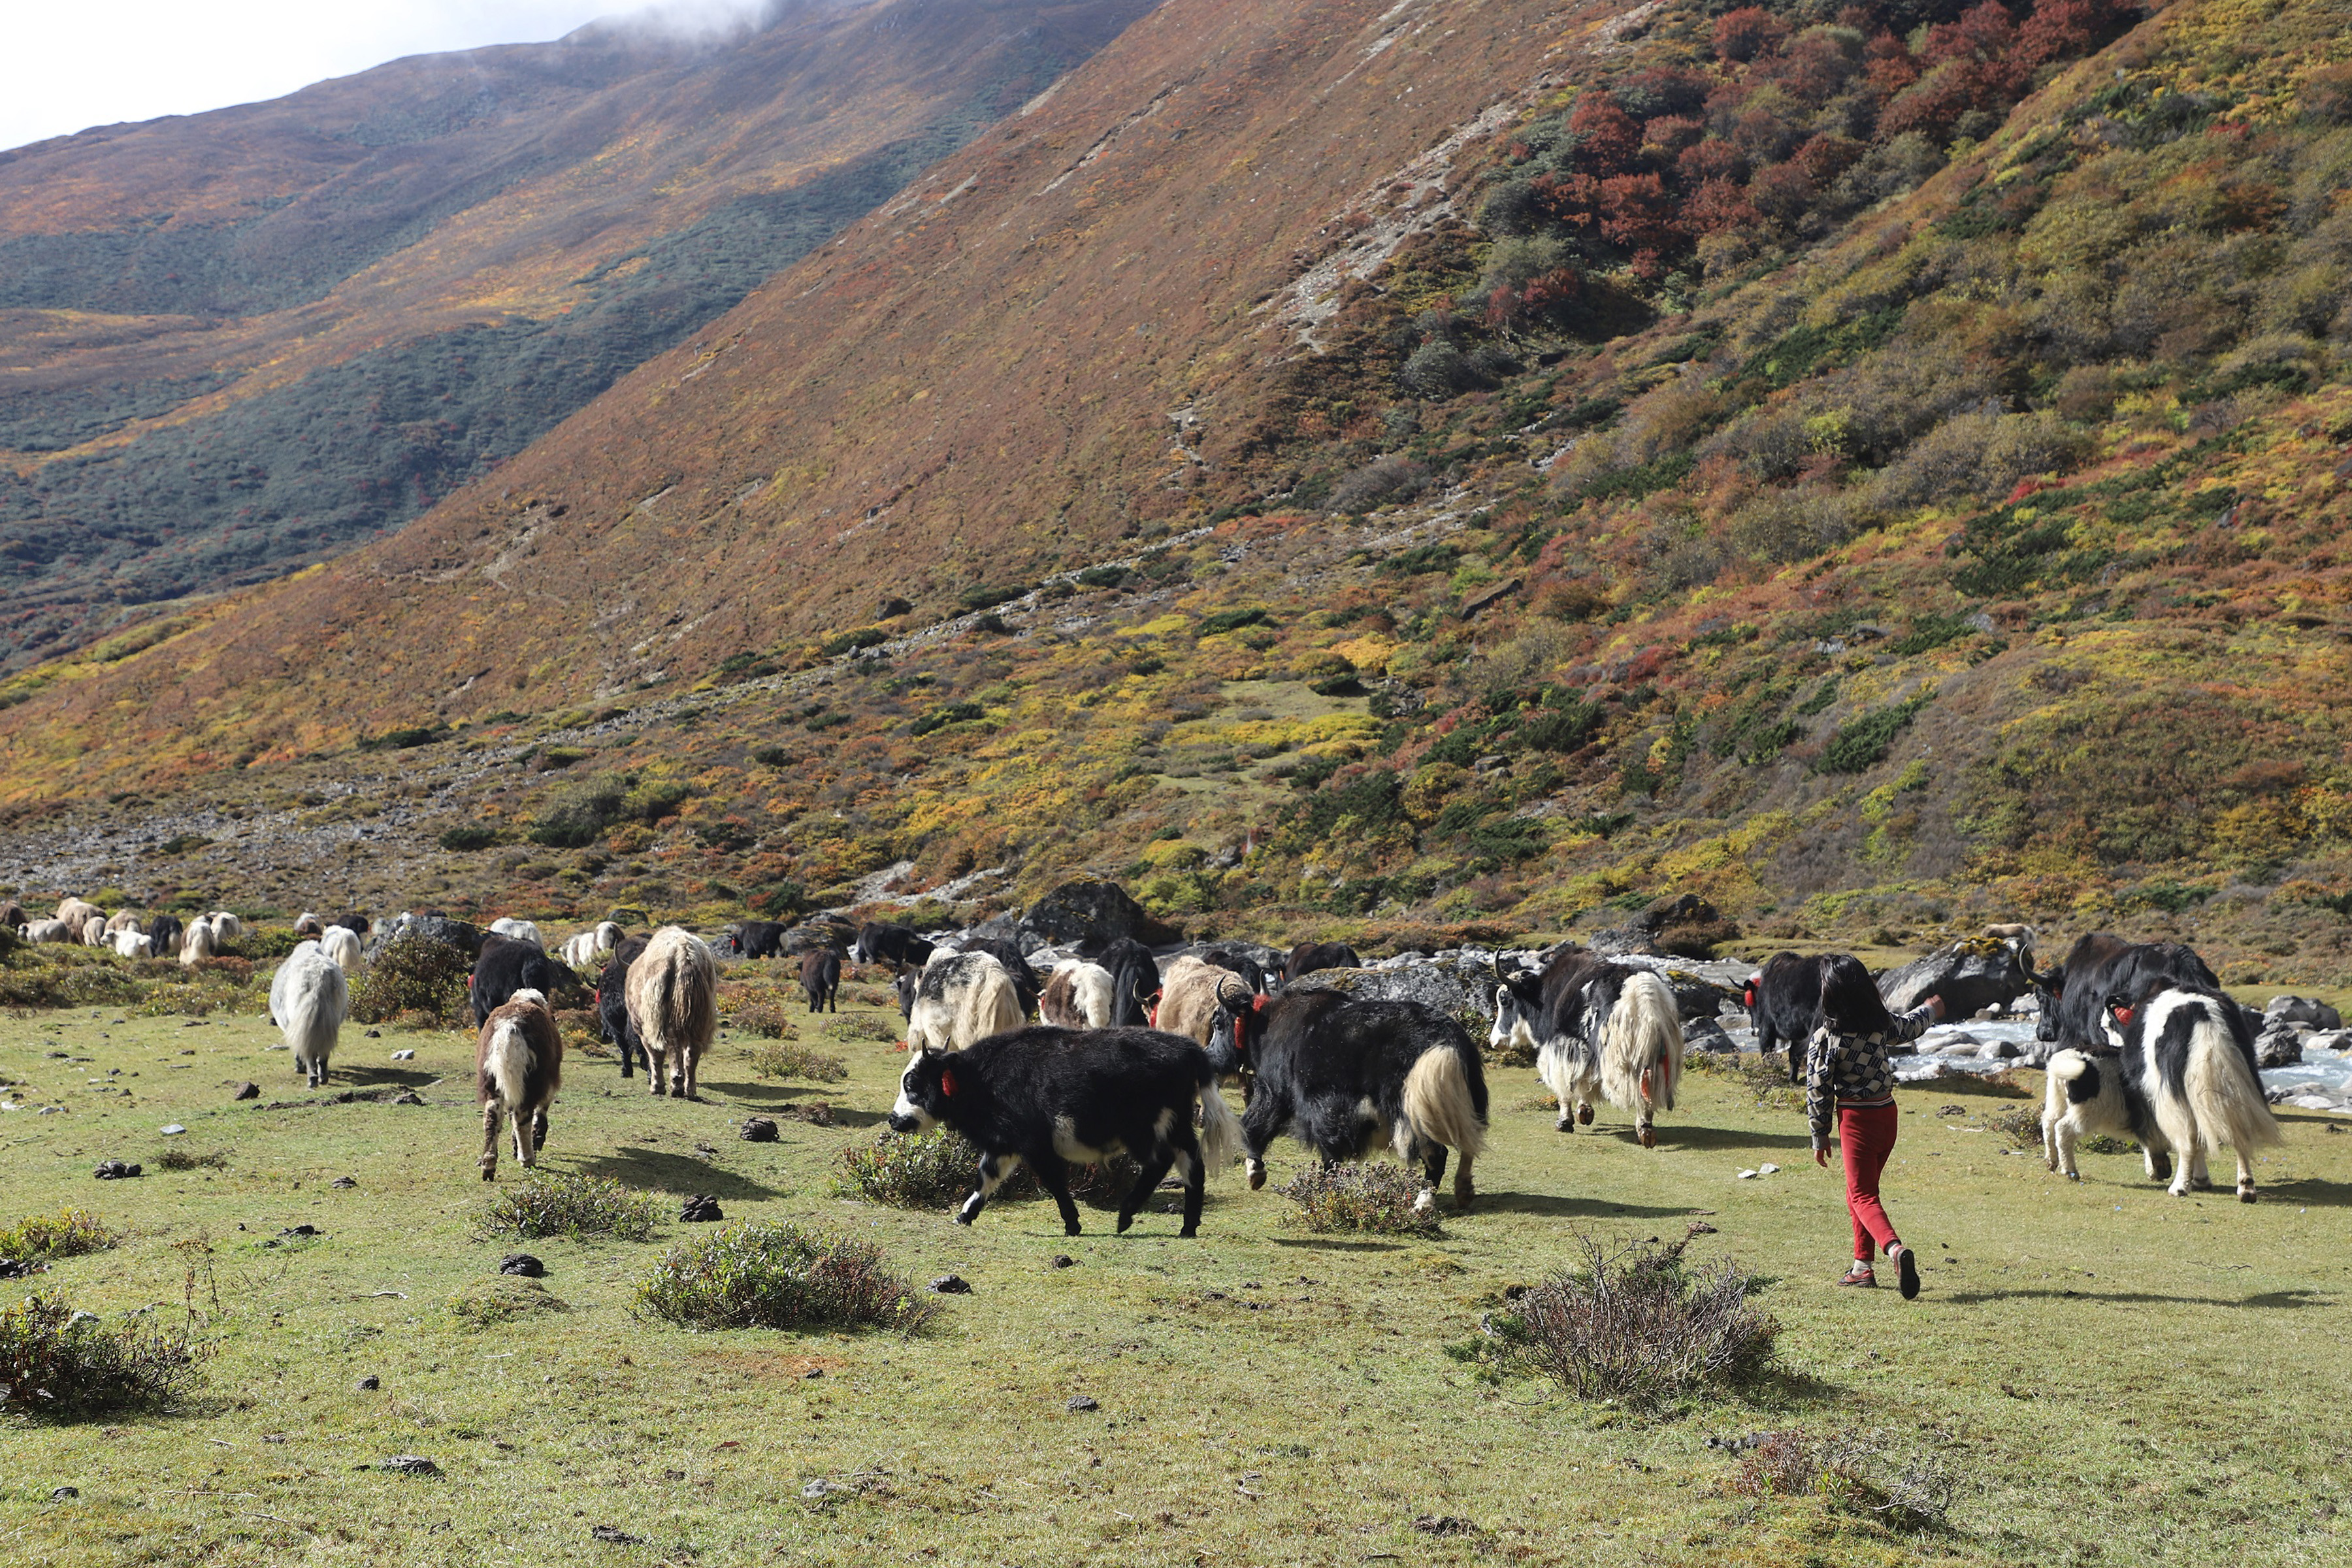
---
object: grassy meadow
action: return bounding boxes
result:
[2,975,2348,1567]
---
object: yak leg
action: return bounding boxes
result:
[2234,1145,2258,1203]
[957,1150,1025,1228]
[1120,1139,1182,1236]
[1239,1084,1290,1191]
[645,1046,668,1096]
[513,1102,538,1169]
[680,1046,699,1102]
[1024,1151,1083,1236]
[478,1102,504,1181]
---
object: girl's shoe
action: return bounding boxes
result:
[1893,1245,1920,1299]
[1837,1267,1876,1287]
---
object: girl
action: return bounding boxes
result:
[1806,955,1944,1298]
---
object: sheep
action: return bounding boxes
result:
[108,930,153,959]
[24,920,74,944]
[180,917,216,967]
[206,911,244,943]
[320,926,363,974]
[269,941,350,1089]
[476,989,564,1181]
[625,926,718,1098]
[1040,960,1117,1029]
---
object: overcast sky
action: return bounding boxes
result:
[2,1,764,153]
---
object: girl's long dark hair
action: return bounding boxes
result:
[1816,953,1899,1037]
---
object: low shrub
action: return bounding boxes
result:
[1486,1233,1779,1409]
[730,996,796,1039]
[633,1221,937,1333]
[474,1169,661,1242]
[835,1128,979,1208]
[440,825,501,852]
[448,1277,570,1330]
[828,1013,902,1044]
[1279,1162,1441,1237]
[350,936,473,1026]
[0,1208,120,1260]
[155,1148,229,1172]
[749,1041,849,1083]
[2080,1132,2137,1156]
[1724,1427,1957,1532]
[0,1293,206,1418]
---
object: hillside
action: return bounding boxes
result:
[4,0,2352,978]
[0,0,1155,668]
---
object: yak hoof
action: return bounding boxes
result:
[1638,1125,1657,1149]
[2067,1171,2081,1183]
[1246,1165,1266,1192]
[1578,1105,1594,1126]
[480,1167,495,1182]
[1064,1220,1085,1237]
[2240,1186,2258,1204]
[1116,1214,1134,1234]
[1555,1117,1573,1134]
[954,1211,975,1226]
[620,1067,634,1079]
[1178,1224,1199,1238]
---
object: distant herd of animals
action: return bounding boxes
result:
[8,894,2289,1224]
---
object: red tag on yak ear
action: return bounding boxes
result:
[2112,1006,2135,1027]
[940,1067,958,1098]
[1251,993,1270,1015]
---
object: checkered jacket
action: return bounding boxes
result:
[1806,1005,1936,1147]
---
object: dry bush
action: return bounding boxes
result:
[0,1292,206,1418]
[1491,1233,1778,1409]
[1279,1162,1442,1237]
[474,1170,660,1242]
[1724,1427,1957,1532]
[350,936,472,1026]
[633,1222,937,1333]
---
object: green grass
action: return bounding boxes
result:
[0,988,2347,1564]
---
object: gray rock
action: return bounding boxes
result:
[231,1082,259,1101]
[1024,879,1147,950]
[50,1486,78,1500]
[1066,1394,1100,1412]
[2255,1023,2306,1069]
[2264,996,2342,1030]
[1284,963,1479,1034]
[678,1194,723,1222]
[1684,1017,1738,1054]
[2306,1029,2352,1053]
[1878,938,2035,1017]
[1976,1037,2022,1060]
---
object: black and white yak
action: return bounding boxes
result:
[896,951,1026,1051]
[2032,933,2221,1054]
[476,988,563,1181]
[1199,946,1271,997]
[2043,985,2281,1200]
[1744,951,1824,1084]
[469,933,563,1029]
[595,944,647,1079]
[851,921,935,969]
[269,941,350,1089]
[1492,950,1684,1145]
[888,1026,1242,1237]
[1093,936,1161,1027]
[723,919,792,960]
[958,936,1041,1017]
[626,926,719,1098]
[1233,992,1488,1209]
[800,948,841,1013]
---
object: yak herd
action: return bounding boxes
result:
[10,894,2300,1225]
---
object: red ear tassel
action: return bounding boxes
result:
[1251,993,1271,1014]
[2112,1006,2135,1027]
[940,1068,958,1098]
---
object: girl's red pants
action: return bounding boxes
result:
[1839,1102,1902,1262]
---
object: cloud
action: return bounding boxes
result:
[0,0,796,154]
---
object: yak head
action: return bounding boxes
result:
[889,1048,958,1134]
[893,968,921,1022]
[2030,964,2066,1042]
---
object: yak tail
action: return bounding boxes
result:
[2184,1005,2281,1157]
[1601,971,1682,1113]
[484,1019,533,1111]
[1402,1043,1488,1162]
[1196,1079,1243,1174]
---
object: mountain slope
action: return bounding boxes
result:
[0,0,1154,667]
[5,0,2352,982]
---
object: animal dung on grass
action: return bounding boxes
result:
[631,1220,939,1333]
[928,1274,971,1294]
[91,1160,141,1181]
[740,1116,781,1142]
[1279,1163,1444,1237]
[499,1252,547,1277]
[679,1194,724,1223]
[372,1456,442,1477]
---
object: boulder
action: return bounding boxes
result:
[2255,1022,2305,1069]
[1878,937,2034,1019]
[374,913,483,959]
[1684,1017,1738,1054]
[2265,996,2342,1030]
[1023,880,1147,952]
[2306,1028,2352,1054]
[1633,894,1741,958]
[1285,963,1480,1034]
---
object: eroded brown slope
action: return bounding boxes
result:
[0,0,1151,664]
[0,0,1617,791]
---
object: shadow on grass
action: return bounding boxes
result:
[1473,1191,1704,1219]
[1272,1237,1407,1252]
[1652,1125,1816,1152]
[570,1147,783,1201]
[2260,1177,2352,1209]
[334,1067,438,1088]
[696,1079,884,1126]
[1940,1285,2335,1309]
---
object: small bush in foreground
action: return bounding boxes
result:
[474,1169,660,1242]
[1987,1104,2045,1151]
[448,1277,570,1330]
[0,1293,206,1418]
[1485,1233,1779,1409]
[1281,1162,1442,1237]
[835,1129,981,1208]
[0,1208,120,1260]
[634,1221,936,1333]
[1725,1427,1957,1533]
[730,996,797,1039]
[749,1041,849,1082]
[2080,1132,2138,1156]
